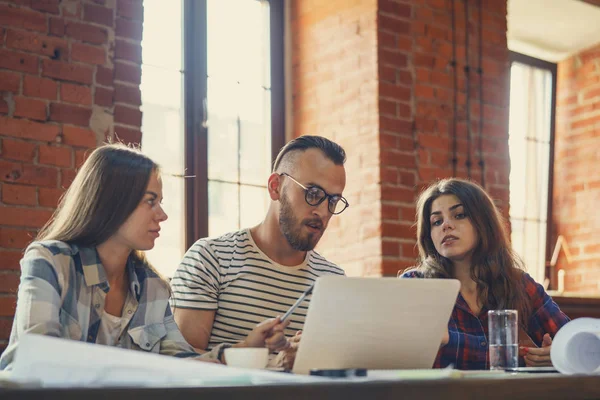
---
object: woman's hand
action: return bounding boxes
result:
[240,316,290,349]
[522,333,553,367]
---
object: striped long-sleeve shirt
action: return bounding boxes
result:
[0,240,206,371]
[170,229,345,350]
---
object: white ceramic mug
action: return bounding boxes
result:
[224,348,269,369]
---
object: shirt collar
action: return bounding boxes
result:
[79,246,141,297]
[126,256,142,298]
[456,292,489,318]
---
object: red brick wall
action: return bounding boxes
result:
[0,0,143,353]
[554,43,600,293]
[290,0,382,277]
[379,0,510,275]
[291,0,510,276]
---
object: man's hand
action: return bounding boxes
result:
[241,316,290,349]
[274,331,302,370]
[265,319,292,352]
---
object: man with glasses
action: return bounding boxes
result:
[171,135,348,368]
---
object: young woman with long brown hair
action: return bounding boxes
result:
[401,178,569,370]
[0,144,287,370]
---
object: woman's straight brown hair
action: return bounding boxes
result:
[413,178,531,327]
[37,143,164,279]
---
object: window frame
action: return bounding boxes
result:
[508,51,557,284]
[183,0,285,248]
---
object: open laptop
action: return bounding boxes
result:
[292,276,460,375]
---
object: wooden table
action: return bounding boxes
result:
[1,374,599,400]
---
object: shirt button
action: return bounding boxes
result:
[94,303,101,309]
[127,310,133,315]
[481,341,487,347]
[145,342,151,348]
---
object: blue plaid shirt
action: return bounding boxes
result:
[0,240,210,370]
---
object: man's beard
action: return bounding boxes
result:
[279,190,323,251]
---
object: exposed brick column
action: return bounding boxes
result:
[113,0,143,143]
[290,0,382,277]
[0,0,144,353]
[377,0,418,275]
[378,0,510,275]
[554,43,600,293]
[291,0,511,276]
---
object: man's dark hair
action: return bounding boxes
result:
[272,135,346,173]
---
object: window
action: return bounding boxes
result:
[140,0,185,277]
[141,0,285,276]
[205,0,273,237]
[508,52,557,284]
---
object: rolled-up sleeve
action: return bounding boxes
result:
[159,304,220,361]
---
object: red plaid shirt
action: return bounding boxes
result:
[401,270,570,370]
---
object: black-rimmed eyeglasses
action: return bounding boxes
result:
[279,173,349,215]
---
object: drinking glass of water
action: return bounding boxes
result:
[488,310,518,370]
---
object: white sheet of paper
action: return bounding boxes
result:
[551,318,600,375]
[10,334,324,387]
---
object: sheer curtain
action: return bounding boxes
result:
[508,62,553,283]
